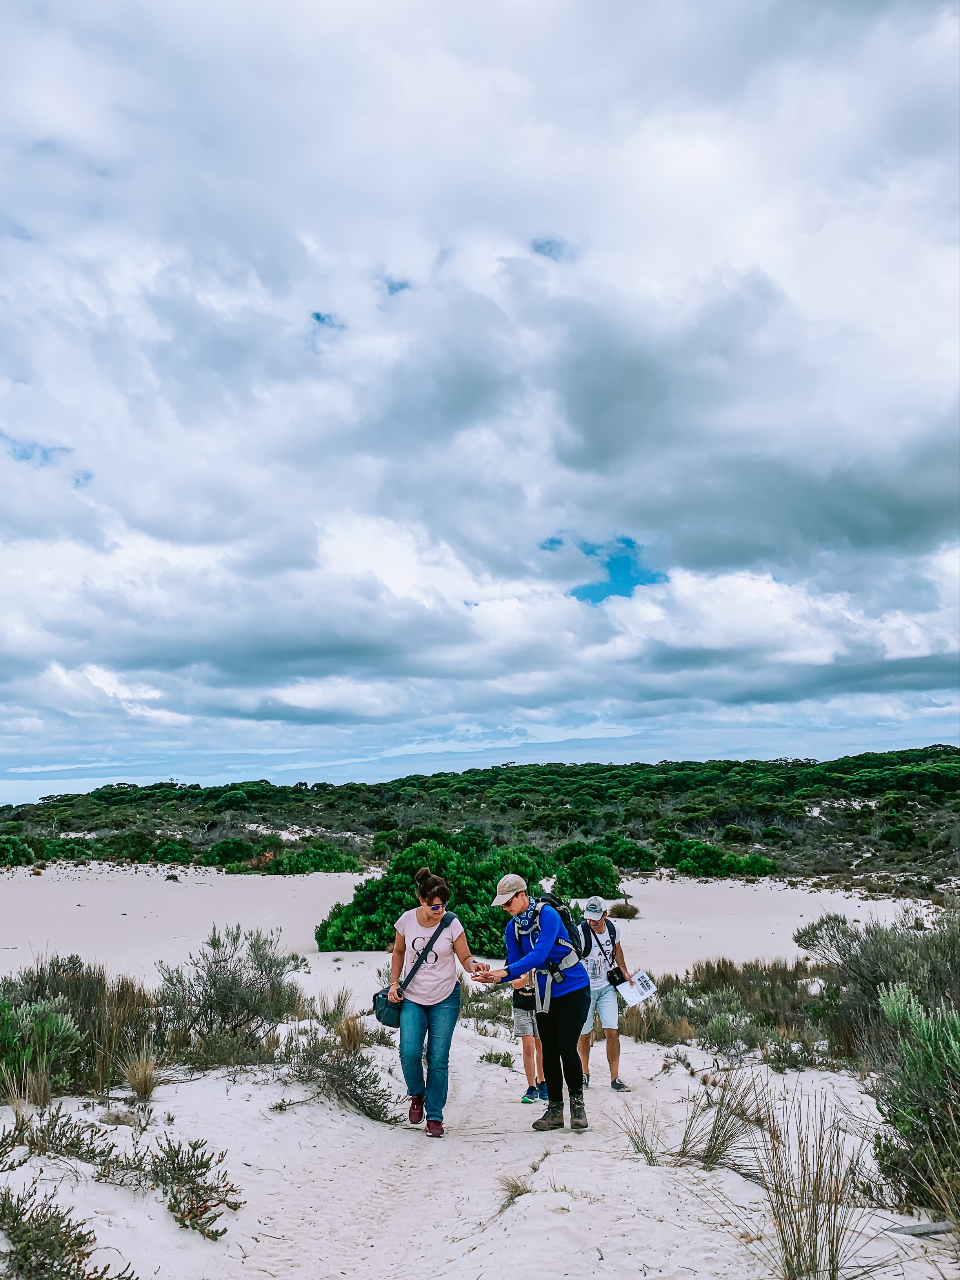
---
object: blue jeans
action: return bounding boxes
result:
[399,985,461,1122]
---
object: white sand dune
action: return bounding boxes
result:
[0,866,947,1279]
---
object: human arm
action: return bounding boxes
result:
[453,931,487,974]
[388,930,405,1002]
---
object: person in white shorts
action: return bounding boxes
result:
[577,896,633,1091]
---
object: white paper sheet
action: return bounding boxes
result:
[616,967,658,1006]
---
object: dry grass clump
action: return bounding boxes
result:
[497,1172,532,1211]
[621,1002,694,1045]
[121,1041,157,1101]
[608,902,639,919]
[675,1070,764,1175]
[615,1102,662,1165]
[334,1015,364,1054]
[715,1090,891,1280]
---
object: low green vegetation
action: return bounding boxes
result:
[315,838,548,954]
[621,900,960,1219]
[4,746,955,896]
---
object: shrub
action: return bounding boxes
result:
[261,843,361,875]
[0,1183,135,1279]
[156,924,307,1053]
[660,837,776,878]
[315,840,545,955]
[872,983,960,1209]
[0,956,154,1095]
[607,901,638,919]
[279,1026,396,1122]
[156,842,192,865]
[480,1050,514,1068]
[721,825,752,844]
[203,837,254,867]
[794,901,960,1054]
[0,835,34,867]
[554,853,621,898]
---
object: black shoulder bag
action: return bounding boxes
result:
[373,911,455,1028]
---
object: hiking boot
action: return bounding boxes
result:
[408,1095,424,1125]
[611,1078,631,1092]
[569,1093,588,1131]
[537,1080,549,1102]
[531,1101,565,1131]
[521,1085,539,1104]
[425,1119,444,1137]
[582,1072,590,1088]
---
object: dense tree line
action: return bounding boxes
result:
[1,746,957,891]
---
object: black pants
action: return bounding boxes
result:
[536,986,591,1104]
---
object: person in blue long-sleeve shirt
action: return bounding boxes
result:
[473,873,591,1132]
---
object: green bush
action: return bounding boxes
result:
[794,903,960,1054]
[598,834,656,871]
[262,843,362,875]
[553,853,621,899]
[0,955,154,1094]
[315,840,544,955]
[0,836,34,867]
[660,837,776,878]
[873,984,960,1209]
[722,825,752,844]
[203,838,255,867]
[156,924,307,1050]
[0,998,83,1092]
[553,840,594,865]
[156,842,192,865]
[213,790,250,813]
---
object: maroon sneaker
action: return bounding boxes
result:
[425,1119,444,1138]
[408,1095,424,1125]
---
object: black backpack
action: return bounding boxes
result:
[578,917,617,957]
[513,893,585,960]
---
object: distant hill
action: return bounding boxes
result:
[3,745,958,895]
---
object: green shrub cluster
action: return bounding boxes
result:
[315,840,546,955]
[554,852,621,898]
[0,835,34,866]
[209,836,360,875]
[0,956,154,1095]
[660,837,777,878]
[872,985,960,1209]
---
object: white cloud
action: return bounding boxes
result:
[0,0,956,790]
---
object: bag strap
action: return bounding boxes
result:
[399,911,455,994]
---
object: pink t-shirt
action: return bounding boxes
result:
[395,909,464,1006]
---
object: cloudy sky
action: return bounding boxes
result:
[1,0,957,800]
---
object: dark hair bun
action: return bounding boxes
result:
[415,866,432,887]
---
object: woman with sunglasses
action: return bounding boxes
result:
[388,865,484,1137]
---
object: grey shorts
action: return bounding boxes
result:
[513,1006,540,1039]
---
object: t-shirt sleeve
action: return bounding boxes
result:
[394,912,408,933]
[449,917,465,941]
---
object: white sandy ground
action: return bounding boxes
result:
[0,866,950,1279]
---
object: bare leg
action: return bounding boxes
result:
[578,1032,592,1076]
[605,1028,620,1081]
[534,1037,544,1083]
[521,1035,538,1086]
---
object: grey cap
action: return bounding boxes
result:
[491,873,527,906]
[583,896,606,920]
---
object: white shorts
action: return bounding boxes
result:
[582,985,619,1033]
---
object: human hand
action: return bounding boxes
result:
[387,984,402,1003]
[510,977,529,990]
[472,961,490,973]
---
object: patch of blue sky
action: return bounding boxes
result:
[543,534,667,603]
[530,237,569,261]
[311,311,344,329]
[385,278,410,295]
